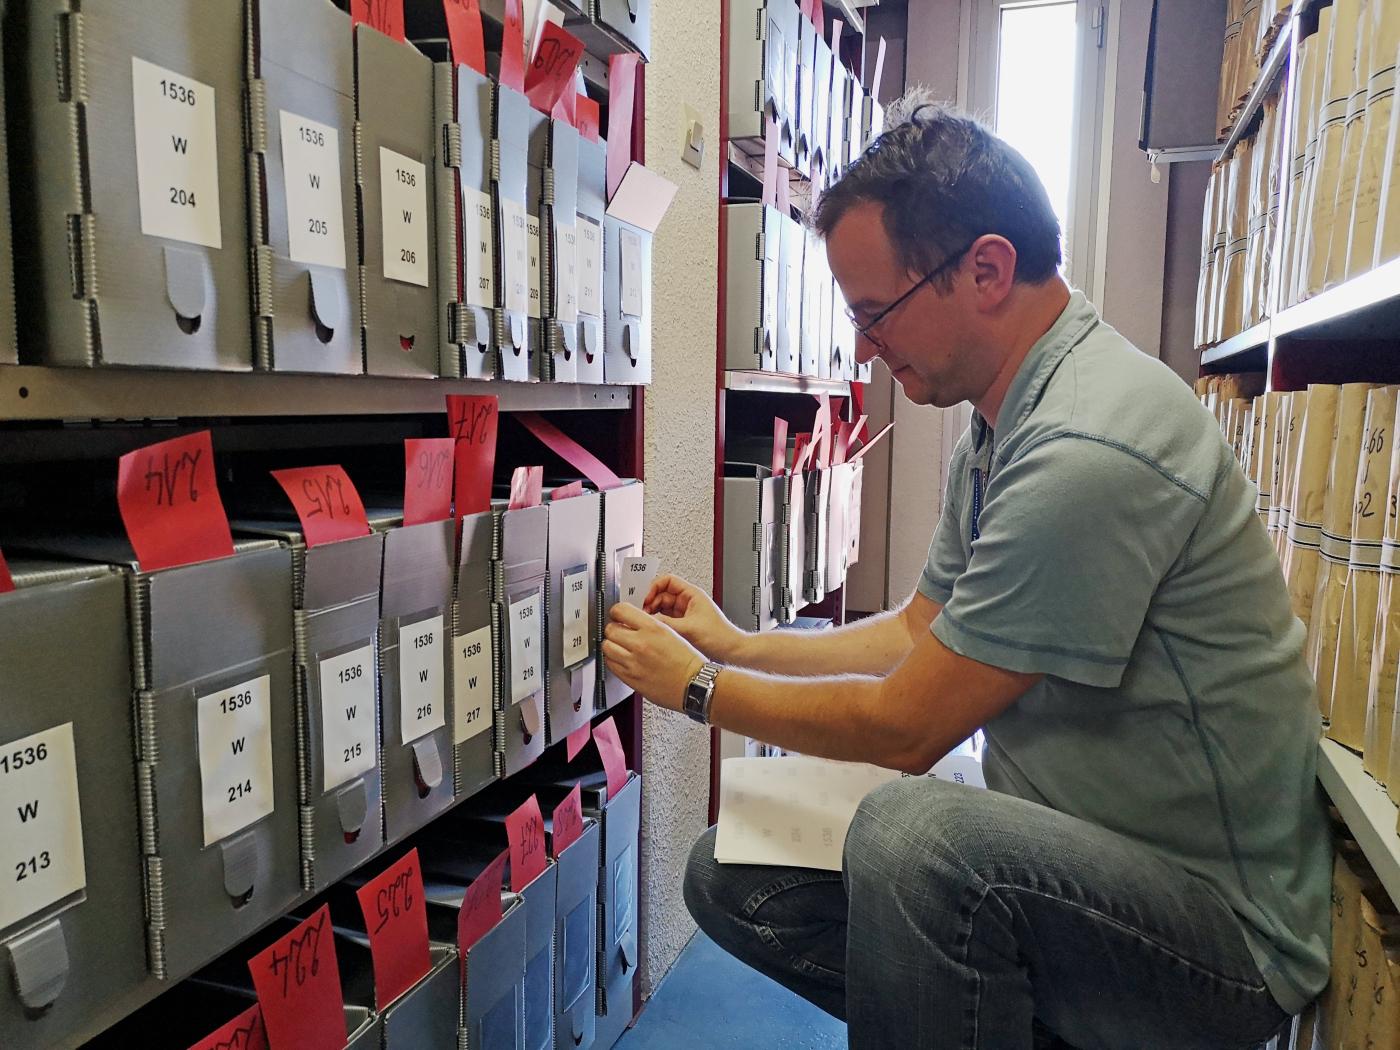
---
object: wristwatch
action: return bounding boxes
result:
[683,662,723,724]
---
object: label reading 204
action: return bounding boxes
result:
[131,57,223,248]
[0,723,85,931]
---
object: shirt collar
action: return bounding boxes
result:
[971,289,1100,451]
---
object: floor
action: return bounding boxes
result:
[617,932,848,1049]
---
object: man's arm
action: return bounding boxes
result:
[644,574,939,678]
[603,602,1037,774]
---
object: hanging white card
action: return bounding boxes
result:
[0,724,86,930]
[399,614,446,744]
[556,222,579,324]
[280,110,347,270]
[619,556,657,607]
[317,643,377,790]
[527,212,543,320]
[453,625,494,745]
[509,592,543,703]
[131,57,223,248]
[500,197,531,315]
[463,186,496,308]
[379,148,429,286]
[562,567,591,667]
[196,676,276,847]
[578,217,603,318]
[620,226,644,317]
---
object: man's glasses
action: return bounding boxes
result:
[845,239,978,352]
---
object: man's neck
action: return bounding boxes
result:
[973,278,1073,428]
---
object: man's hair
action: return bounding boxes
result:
[813,91,1063,286]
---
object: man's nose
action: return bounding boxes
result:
[854,330,883,366]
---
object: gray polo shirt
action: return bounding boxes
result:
[919,290,1330,1014]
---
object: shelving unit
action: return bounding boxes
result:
[1217,17,1294,162]
[723,369,852,396]
[1199,321,1270,373]
[1318,740,1400,908]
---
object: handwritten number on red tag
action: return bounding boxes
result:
[117,431,235,572]
[248,906,345,1050]
[507,794,547,891]
[552,784,585,856]
[403,438,455,526]
[271,465,371,548]
[355,849,432,1009]
[594,716,628,802]
[458,849,508,955]
[186,1003,268,1050]
[447,395,499,517]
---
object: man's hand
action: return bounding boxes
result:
[643,575,746,662]
[603,602,706,711]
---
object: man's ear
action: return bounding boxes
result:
[968,235,1017,311]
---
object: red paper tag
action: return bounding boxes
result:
[552,785,584,856]
[762,112,780,209]
[0,548,13,594]
[606,54,639,201]
[872,37,887,97]
[447,395,499,517]
[403,439,455,527]
[551,480,586,501]
[508,466,543,510]
[593,716,628,802]
[443,0,487,75]
[850,414,869,446]
[351,0,405,42]
[271,466,371,548]
[355,849,432,1010]
[525,22,585,114]
[506,795,548,891]
[814,393,833,469]
[248,906,345,1050]
[811,0,824,35]
[833,422,852,465]
[776,172,791,215]
[849,421,894,461]
[117,431,235,573]
[500,0,527,93]
[791,433,811,474]
[457,849,508,955]
[566,722,591,762]
[576,96,601,142]
[772,419,789,476]
[831,19,844,64]
[517,412,623,490]
[187,1004,267,1050]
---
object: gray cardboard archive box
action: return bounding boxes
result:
[810,36,832,184]
[722,203,780,372]
[575,135,608,384]
[425,874,527,1050]
[775,212,803,375]
[720,464,783,634]
[780,468,805,623]
[21,537,303,982]
[493,502,550,776]
[570,0,650,62]
[548,817,601,1050]
[546,489,601,745]
[372,515,457,843]
[494,81,534,382]
[524,107,549,382]
[0,0,16,364]
[246,0,362,374]
[453,509,500,800]
[828,60,851,185]
[10,0,251,370]
[435,60,499,379]
[602,212,652,384]
[801,223,826,378]
[0,561,151,1050]
[597,480,644,712]
[233,521,386,891]
[335,928,460,1050]
[804,466,831,605]
[354,24,440,377]
[794,12,818,178]
[725,0,793,158]
[543,118,582,383]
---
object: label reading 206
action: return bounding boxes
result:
[196,676,275,847]
[509,592,543,704]
[379,147,429,287]
[399,615,445,744]
[0,723,85,931]
[318,644,377,790]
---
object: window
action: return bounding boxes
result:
[964,0,1108,296]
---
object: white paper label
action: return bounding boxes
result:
[317,644,377,790]
[379,148,429,286]
[280,111,347,270]
[399,615,446,744]
[578,218,603,318]
[509,593,543,704]
[527,213,543,320]
[453,626,494,745]
[562,568,591,667]
[556,222,579,324]
[620,227,644,317]
[619,557,657,607]
[464,186,495,308]
[501,197,530,315]
[0,724,85,930]
[196,676,276,847]
[131,57,223,248]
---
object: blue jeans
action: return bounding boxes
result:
[683,777,1292,1050]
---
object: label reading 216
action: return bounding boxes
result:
[399,615,445,744]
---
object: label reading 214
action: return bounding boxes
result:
[196,675,275,847]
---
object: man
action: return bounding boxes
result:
[602,100,1329,1049]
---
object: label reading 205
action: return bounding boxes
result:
[0,723,86,931]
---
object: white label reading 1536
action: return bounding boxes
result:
[196,675,276,847]
[464,187,495,308]
[379,147,429,287]
[0,723,85,931]
[562,568,591,668]
[280,110,346,270]
[131,57,223,248]
[399,615,446,744]
[453,625,493,745]
[509,592,543,704]
[318,644,377,790]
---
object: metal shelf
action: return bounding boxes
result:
[1318,739,1400,908]
[723,369,853,396]
[824,0,866,37]
[1218,17,1293,162]
[1199,321,1271,371]
[0,365,632,421]
[1273,256,1400,343]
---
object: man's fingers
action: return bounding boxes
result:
[610,601,649,628]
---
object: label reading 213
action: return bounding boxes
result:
[0,723,85,931]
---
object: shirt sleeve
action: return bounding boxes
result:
[931,434,1205,687]
[917,444,970,605]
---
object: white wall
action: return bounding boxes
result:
[638,4,721,996]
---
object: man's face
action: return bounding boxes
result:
[825,201,979,408]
